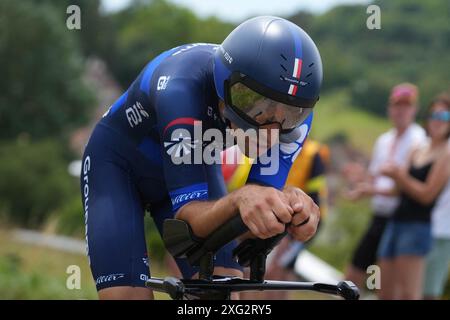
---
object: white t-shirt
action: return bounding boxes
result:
[431,142,450,238]
[368,123,426,216]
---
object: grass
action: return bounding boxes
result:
[310,90,391,155]
[0,229,171,300]
[0,230,97,299]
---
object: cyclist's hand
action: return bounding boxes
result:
[236,184,293,239]
[283,186,320,242]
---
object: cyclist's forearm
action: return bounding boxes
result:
[175,191,240,238]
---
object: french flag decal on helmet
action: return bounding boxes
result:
[288,58,303,95]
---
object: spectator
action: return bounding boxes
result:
[343,83,426,292]
[368,93,450,299]
[422,94,450,300]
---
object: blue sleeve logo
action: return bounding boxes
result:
[169,183,209,211]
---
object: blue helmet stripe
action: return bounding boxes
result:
[288,22,303,59]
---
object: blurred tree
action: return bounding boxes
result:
[0,137,78,227]
[0,0,94,140]
[30,0,115,58]
[288,0,450,116]
[106,0,234,87]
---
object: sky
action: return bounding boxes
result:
[101,0,370,22]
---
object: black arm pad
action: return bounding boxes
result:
[187,214,248,265]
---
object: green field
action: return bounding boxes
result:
[0,230,172,300]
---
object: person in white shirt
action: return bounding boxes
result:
[343,83,426,292]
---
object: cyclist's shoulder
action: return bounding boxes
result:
[170,43,219,58]
[149,43,217,92]
[149,44,219,115]
[133,43,218,95]
[156,43,218,72]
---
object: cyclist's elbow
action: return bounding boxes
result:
[174,201,195,222]
[174,201,212,238]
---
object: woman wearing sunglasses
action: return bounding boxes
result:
[367,93,450,299]
[423,94,450,299]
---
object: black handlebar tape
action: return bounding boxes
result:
[188,214,248,265]
[206,214,249,251]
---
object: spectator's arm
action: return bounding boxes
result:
[371,186,400,197]
[394,150,450,205]
[346,182,399,200]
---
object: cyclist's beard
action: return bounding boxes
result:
[233,127,279,159]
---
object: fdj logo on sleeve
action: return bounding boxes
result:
[126,101,149,128]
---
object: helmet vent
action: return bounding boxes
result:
[280,53,287,61]
[306,72,312,78]
[309,62,314,67]
[280,64,287,72]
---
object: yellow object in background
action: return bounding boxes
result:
[285,140,329,219]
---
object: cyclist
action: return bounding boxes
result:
[80,16,323,299]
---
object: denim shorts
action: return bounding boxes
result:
[377,220,432,259]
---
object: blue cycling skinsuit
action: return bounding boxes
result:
[80,43,313,291]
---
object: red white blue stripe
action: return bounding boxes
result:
[288,58,303,95]
[287,23,303,96]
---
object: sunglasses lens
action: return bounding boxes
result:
[430,111,450,122]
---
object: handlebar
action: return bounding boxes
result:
[155,213,361,300]
[187,214,248,265]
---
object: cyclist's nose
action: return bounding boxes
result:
[254,107,286,129]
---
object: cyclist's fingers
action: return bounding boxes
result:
[241,199,283,239]
[241,217,259,237]
[261,209,285,236]
[270,195,293,224]
[285,188,305,213]
[270,193,291,222]
[291,211,310,226]
[289,214,318,242]
[256,213,276,239]
[242,212,270,239]
[290,205,310,226]
[289,202,320,242]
